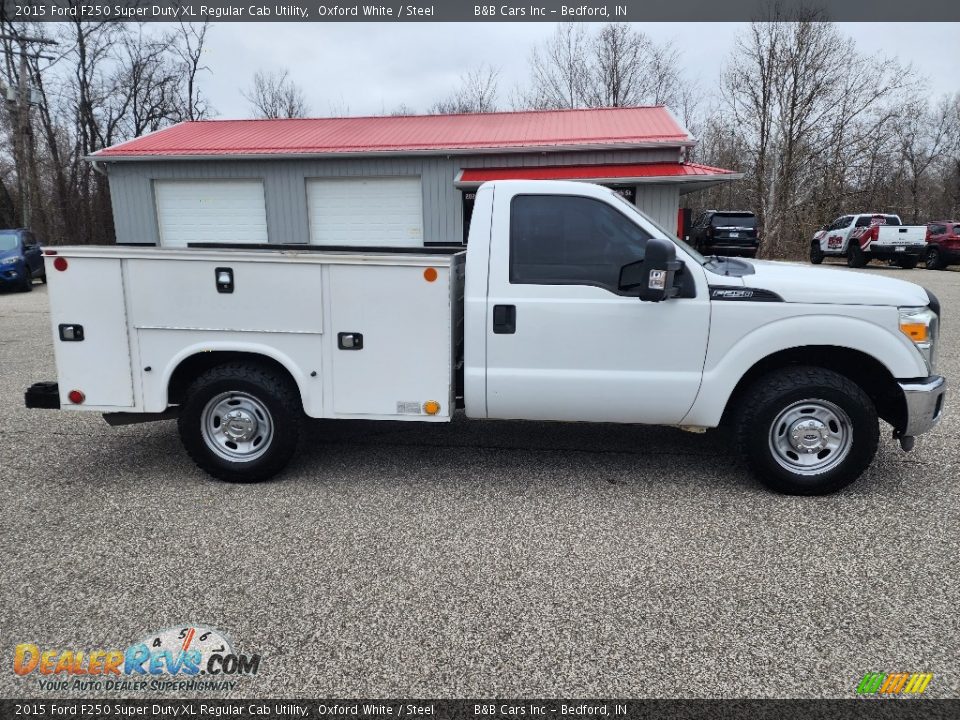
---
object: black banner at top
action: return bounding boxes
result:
[2,0,960,22]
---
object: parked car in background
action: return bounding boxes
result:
[923,221,960,270]
[810,214,925,268]
[0,229,45,292]
[688,211,760,258]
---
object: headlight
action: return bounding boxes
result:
[1,256,22,266]
[899,306,939,373]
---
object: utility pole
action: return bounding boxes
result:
[0,32,57,228]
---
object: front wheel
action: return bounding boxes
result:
[19,272,32,292]
[178,363,302,483]
[734,366,879,495]
[809,240,824,264]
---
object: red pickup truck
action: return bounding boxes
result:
[924,221,960,270]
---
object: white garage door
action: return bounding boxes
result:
[307,177,423,247]
[154,179,268,247]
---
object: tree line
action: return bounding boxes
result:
[1,12,958,258]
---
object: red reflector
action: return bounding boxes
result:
[53,257,68,271]
[43,249,58,256]
[67,390,85,404]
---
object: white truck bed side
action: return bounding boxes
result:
[44,246,465,421]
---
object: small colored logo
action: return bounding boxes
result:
[856,672,933,696]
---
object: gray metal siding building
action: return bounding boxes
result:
[92,107,740,247]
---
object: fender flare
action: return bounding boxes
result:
[681,314,926,427]
[154,341,310,412]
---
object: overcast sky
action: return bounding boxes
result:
[196,22,959,120]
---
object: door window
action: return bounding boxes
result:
[509,195,651,292]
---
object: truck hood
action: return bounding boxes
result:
[714,259,930,307]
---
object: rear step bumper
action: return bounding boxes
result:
[25,381,60,409]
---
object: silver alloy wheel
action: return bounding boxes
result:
[200,391,274,463]
[768,398,853,476]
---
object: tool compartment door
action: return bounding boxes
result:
[47,257,134,408]
[328,263,452,418]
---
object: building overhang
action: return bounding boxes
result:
[454,162,742,191]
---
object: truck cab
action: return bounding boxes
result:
[26,181,947,496]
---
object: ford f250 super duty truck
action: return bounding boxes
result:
[25,181,946,495]
[810,213,927,268]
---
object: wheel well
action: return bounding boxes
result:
[722,346,905,430]
[167,351,300,406]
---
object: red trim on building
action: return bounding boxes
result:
[457,162,737,184]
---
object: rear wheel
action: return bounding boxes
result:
[734,366,879,495]
[925,246,945,270]
[846,242,867,268]
[809,240,824,264]
[178,363,302,483]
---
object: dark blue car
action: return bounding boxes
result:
[0,229,45,292]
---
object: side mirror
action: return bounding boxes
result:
[618,238,683,302]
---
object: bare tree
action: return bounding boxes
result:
[584,23,645,107]
[894,97,955,222]
[172,21,213,121]
[523,23,686,111]
[719,9,917,257]
[431,64,500,114]
[242,68,309,119]
[525,24,590,109]
[0,13,217,245]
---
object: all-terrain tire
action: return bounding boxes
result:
[177,362,302,483]
[846,242,867,268]
[733,366,879,495]
[809,240,824,264]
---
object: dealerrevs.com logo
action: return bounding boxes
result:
[13,625,261,692]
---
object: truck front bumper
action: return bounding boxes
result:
[898,376,947,437]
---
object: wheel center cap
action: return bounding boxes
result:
[789,419,827,453]
[223,409,256,441]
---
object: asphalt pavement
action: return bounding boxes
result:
[1,263,957,699]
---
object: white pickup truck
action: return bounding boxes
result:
[810,213,927,268]
[25,181,946,495]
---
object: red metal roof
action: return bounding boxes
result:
[456,162,738,185]
[93,106,693,159]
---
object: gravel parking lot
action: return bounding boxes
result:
[1,264,957,700]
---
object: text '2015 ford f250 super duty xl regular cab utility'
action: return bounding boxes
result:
[25,181,947,495]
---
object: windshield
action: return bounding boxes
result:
[711,213,757,229]
[610,191,706,265]
[0,232,20,252]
